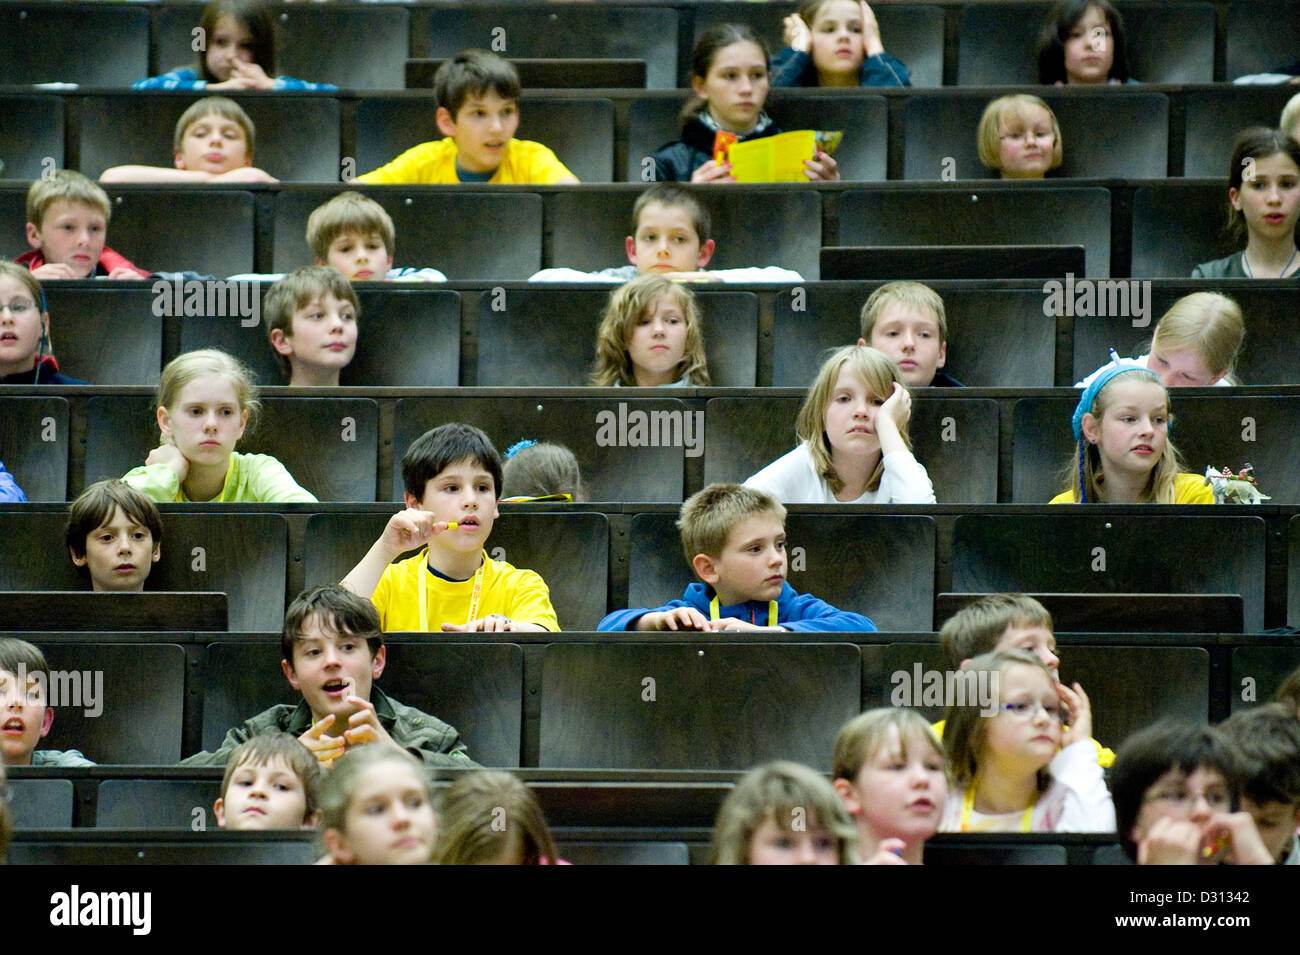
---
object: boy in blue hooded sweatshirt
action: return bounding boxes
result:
[599,482,876,633]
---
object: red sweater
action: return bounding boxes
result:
[16,246,150,278]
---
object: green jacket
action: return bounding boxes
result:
[180,687,478,770]
[1191,252,1247,279]
[122,451,317,503]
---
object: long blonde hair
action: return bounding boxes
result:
[589,274,710,386]
[1062,369,1184,503]
[796,345,911,495]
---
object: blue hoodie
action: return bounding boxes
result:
[598,581,876,633]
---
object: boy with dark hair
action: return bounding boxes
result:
[19,171,148,280]
[1111,720,1272,865]
[531,183,803,283]
[356,50,578,185]
[0,638,94,767]
[1219,704,1300,864]
[264,266,360,386]
[183,585,476,769]
[65,480,162,592]
[214,732,322,831]
[342,423,559,632]
[935,593,1113,767]
[599,482,874,632]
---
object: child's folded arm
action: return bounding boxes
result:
[779,592,877,633]
[245,454,318,504]
[120,464,181,502]
[1049,738,1117,833]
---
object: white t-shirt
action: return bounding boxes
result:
[528,264,804,283]
[743,443,936,504]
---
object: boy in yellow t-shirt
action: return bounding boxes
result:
[341,423,559,632]
[355,50,578,185]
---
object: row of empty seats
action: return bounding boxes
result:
[4,633,1295,767]
[4,388,1299,507]
[3,1,1296,90]
[18,281,1300,387]
[2,504,1296,631]
[0,179,1276,279]
[5,84,1296,186]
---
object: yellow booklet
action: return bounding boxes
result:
[722,130,843,183]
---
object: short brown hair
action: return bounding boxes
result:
[65,480,163,561]
[305,192,395,262]
[1219,703,1300,807]
[677,482,785,565]
[434,770,558,865]
[218,732,321,822]
[263,266,360,375]
[939,594,1053,668]
[26,170,110,229]
[631,183,710,242]
[435,50,521,118]
[280,585,383,664]
[172,96,255,156]
[859,282,948,345]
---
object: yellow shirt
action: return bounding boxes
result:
[355,137,576,185]
[372,548,559,632]
[932,718,1115,769]
[1048,472,1214,505]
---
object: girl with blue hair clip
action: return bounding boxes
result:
[1050,362,1213,504]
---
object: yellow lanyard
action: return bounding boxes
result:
[417,548,486,632]
[960,782,1035,833]
[708,595,778,627]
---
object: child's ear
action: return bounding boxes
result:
[692,552,720,586]
[403,490,422,510]
[281,658,301,692]
[1080,412,1100,445]
[174,151,187,171]
[690,74,708,100]
[243,152,253,168]
[696,238,716,269]
[25,221,42,251]
[150,541,161,564]
[625,236,638,265]
[213,797,227,828]
[269,327,295,357]
[832,777,862,816]
[936,340,947,370]
[156,405,172,440]
[435,106,458,138]
[371,644,387,681]
[857,337,867,347]
[323,827,355,865]
[1228,186,1241,211]
[39,706,54,740]
[69,547,87,568]
[313,256,325,266]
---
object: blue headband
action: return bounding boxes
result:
[1071,356,1160,441]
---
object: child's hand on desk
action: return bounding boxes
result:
[210,166,279,184]
[639,607,710,631]
[211,60,274,91]
[107,266,145,280]
[443,614,515,633]
[30,262,80,280]
[708,618,785,632]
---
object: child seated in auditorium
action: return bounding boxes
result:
[745,344,935,503]
[711,761,858,864]
[598,482,877,632]
[214,732,321,831]
[653,25,839,183]
[1076,292,1244,388]
[133,0,336,92]
[936,593,1114,766]
[65,480,162,592]
[356,51,578,185]
[530,184,803,283]
[0,261,85,385]
[589,274,711,387]
[122,349,317,503]
[306,193,446,282]
[773,0,911,88]
[1052,363,1212,503]
[435,770,562,865]
[341,423,559,633]
[940,649,1113,832]
[184,585,476,770]
[1192,128,1300,279]
[1111,720,1274,864]
[18,172,148,280]
[317,745,437,865]
[100,97,277,185]
[1037,0,1135,85]
[976,95,1064,180]
[264,266,359,387]
[832,709,946,864]
[501,440,586,502]
[1219,704,1300,864]
[0,638,95,767]
[857,282,959,387]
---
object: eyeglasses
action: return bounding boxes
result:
[998,699,1066,722]
[1144,788,1232,812]
[0,299,36,315]
[999,131,1054,144]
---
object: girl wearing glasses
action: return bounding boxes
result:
[941,649,1115,832]
[0,261,83,385]
[977,94,1063,179]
